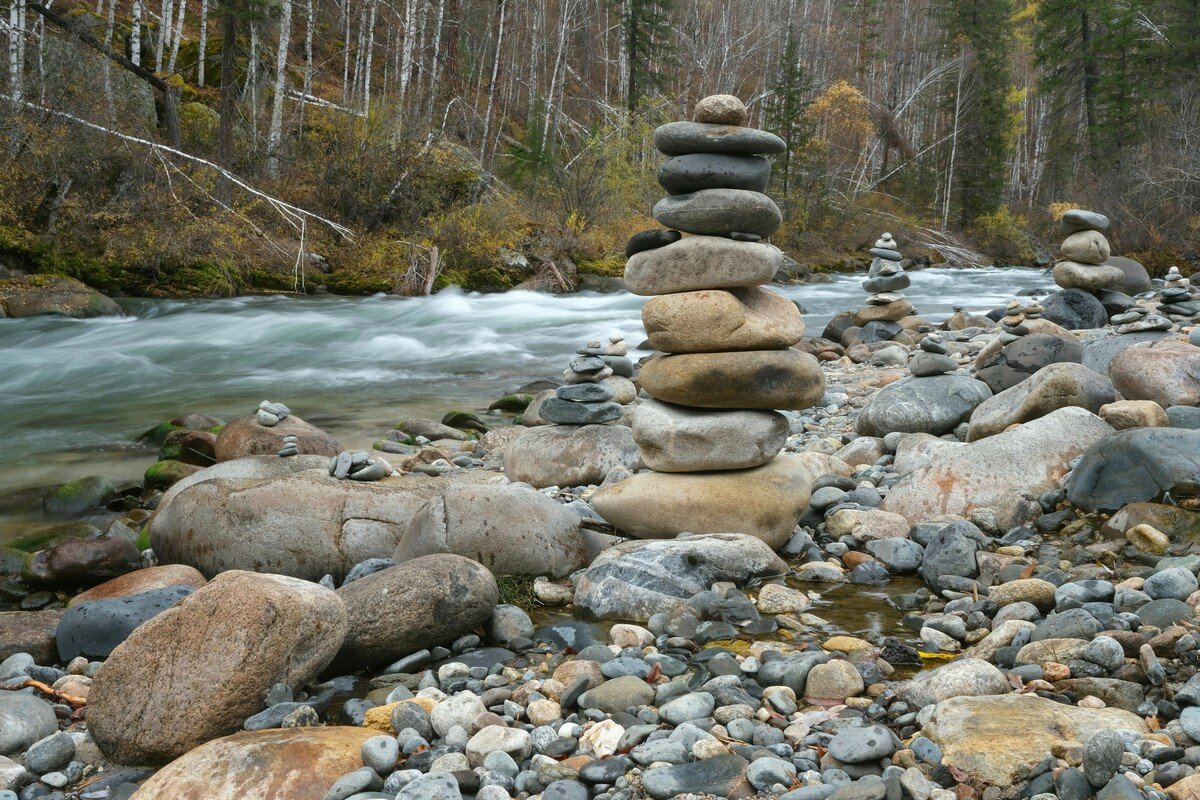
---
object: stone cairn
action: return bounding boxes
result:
[908,334,958,377]
[329,450,393,481]
[1157,266,1200,323]
[854,232,913,343]
[256,400,290,427]
[998,298,1046,344]
[1051,209,1125,292]
[590,94,826,548]
[538,335,630,425]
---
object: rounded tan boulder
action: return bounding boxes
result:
[336,554,497,667]
[1109,340,1200,408]
[70,565,206,606]
[129,727,375,800]
[87,571,348,765]
[1052,262,1125,292]
[1060,230,1111,265]
[1099,400,1169,430]
[589,454,813,550]
[214,414,341,462]
[642,287,804,353]
[639,350,825,410]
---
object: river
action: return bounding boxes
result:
[0,267,1055,537]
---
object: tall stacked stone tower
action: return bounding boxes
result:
[590,95,824,551]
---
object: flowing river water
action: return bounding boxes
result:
[0,267,1055,542]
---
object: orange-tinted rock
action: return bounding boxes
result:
[213,414,341,462]
[70,565,207,606]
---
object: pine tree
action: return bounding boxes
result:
[622,0,676,113]
[937,0,1014,227]
[765,24,811,200]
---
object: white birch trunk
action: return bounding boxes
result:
[266,0,291,178]
[166,0,185,73]
[197,0,207,85]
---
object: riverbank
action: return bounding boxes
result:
[1,257,1199,800]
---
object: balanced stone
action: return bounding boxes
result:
[1053,262,1126,292]
[654,121,786,156]
[870,247,902,260]
[1061,230,1111,265]
[1061,209,1110,234]
[693,94,749,126]
[632,398,788,472]
[854,299,913,325]
[626,229,681,257]
[658,153,771,195]
[624,236,782,295]
[863,273,910,293]
[589,454,813,550]
[652,189,782,238]
[539,398,622,425]
[642,287,803,353]
[639,350,825,410]
[556,382,615,402]
[909,352,958,377]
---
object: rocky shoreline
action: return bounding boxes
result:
[1,99,1200,800]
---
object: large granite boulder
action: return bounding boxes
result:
[87,571,347,765]
[1104,256,1152,294]
[975,333,1083,393]
[213,414,341,462]
[856,375,992,437]
[336,554,497,667]
[967,362,1114,441]
[127,727,376,800]
[922,694,1146,785]
[394,484,594,578]
[882,408,1114,531]
[0,275,122,318]
[573,533,787,620]
[1041,289,1108,330]
[150,460,500,582]
[501,424,642,488]
[1066,428,1200,512]
[589,454,813,550]
[1081,331,1173,374]
[1109,340,1200,408]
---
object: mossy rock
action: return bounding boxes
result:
[442,410,491,433]
[180,101,219,150]
[141,414,225,445]
[144,460,202,492]
[0,274,123,318]
[42,475,118,517]
[488,394,533,413]
[0,547,31,577]
[10,522,102,553]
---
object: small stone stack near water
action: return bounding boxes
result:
[1051,210,1125,292]
[1157,266,1200,323]
[590,94,824,551]
[852,232,914,345]
[539,341,625,425]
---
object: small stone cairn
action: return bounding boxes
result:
[329,450,393,481]
[1051,209,1125,292]
[256,400,290,427]
[1157,266,1200,323]
[998,298,1045,344]
[908,334,958,377]
[853,232,914,342]
[539,336,629,425]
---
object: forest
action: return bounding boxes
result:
[0,0,1197,296]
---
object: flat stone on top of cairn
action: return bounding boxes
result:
[590,95,824,551]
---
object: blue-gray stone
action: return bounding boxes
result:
[56,585,194,660]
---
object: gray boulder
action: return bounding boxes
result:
[1066,428,1200,512]
[573,533,787,621]
[394,484,595,578]
[976,333,1083,393]
[502,424,641,489]
[1041,289,1108,331]
[856,375,992,437]
[967,362,1114,441]
[56,585,195,660]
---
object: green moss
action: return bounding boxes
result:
[496,575,538,612]
[144,459,199,491]
[435,267,520,293]
[135,526,152,551]
[0,547,27,577]
[576,256,625,278]
[324,269,394,295]
[10,522,99,553]
[488,394,533,413]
